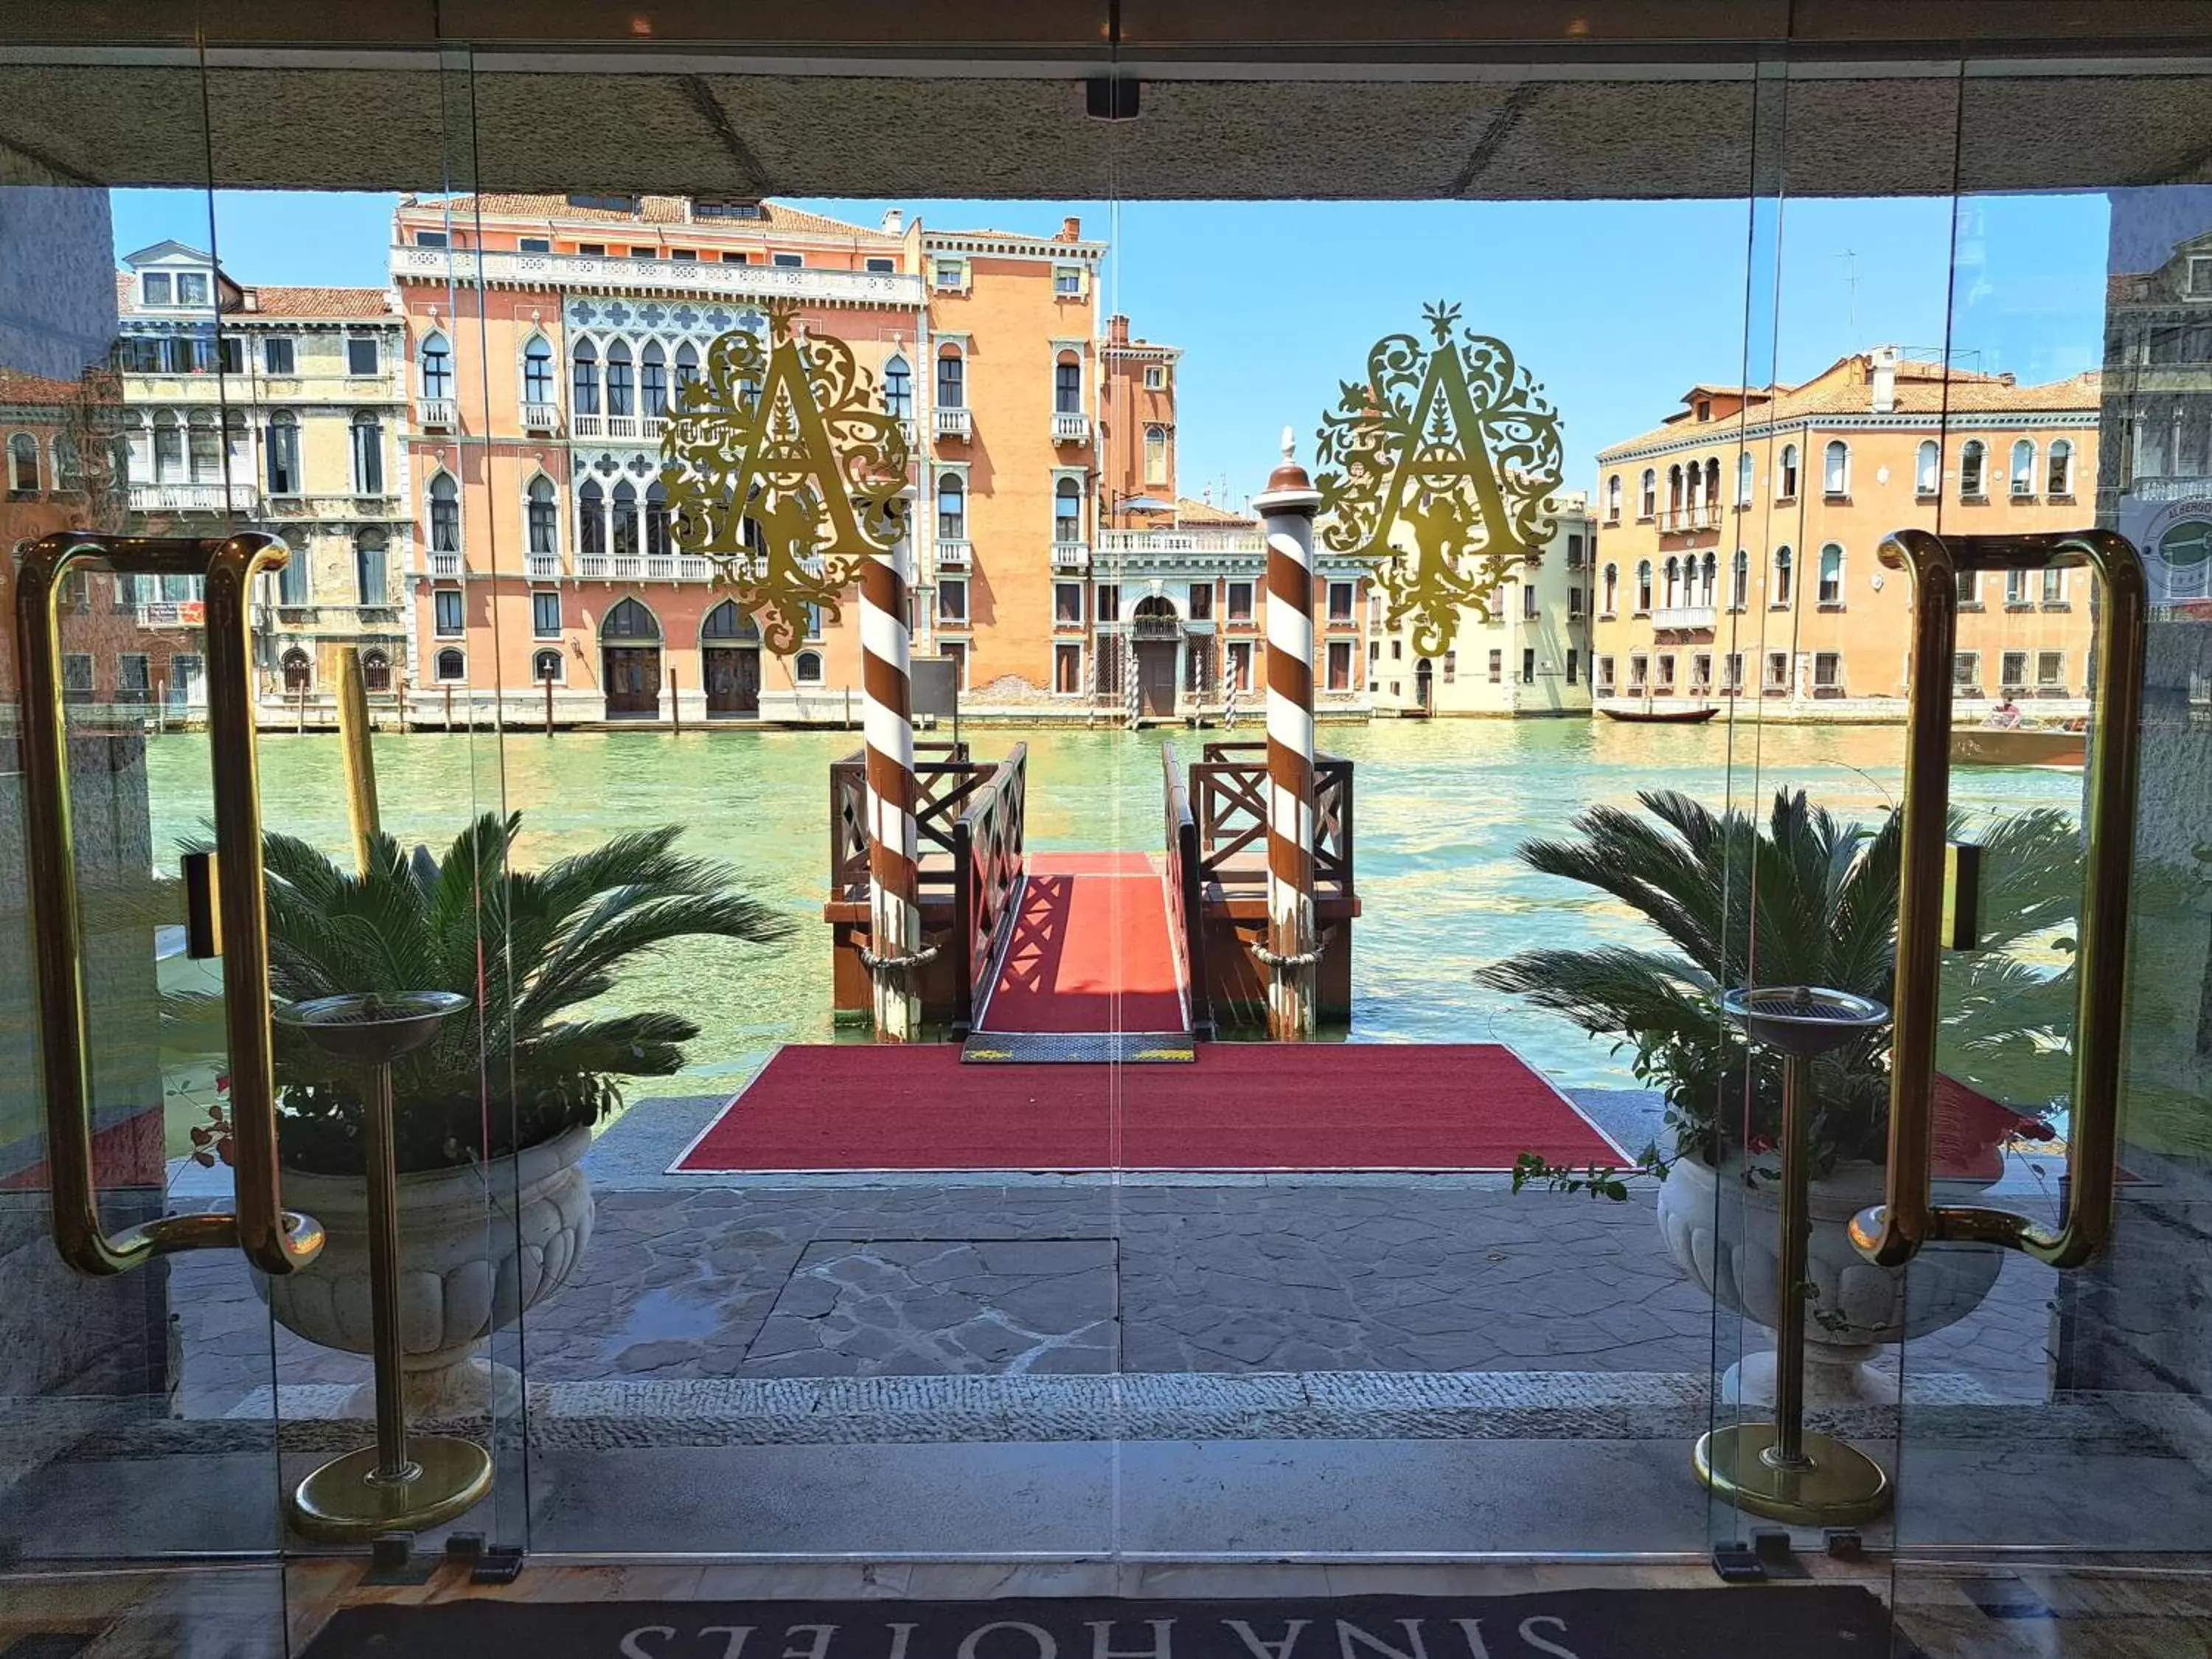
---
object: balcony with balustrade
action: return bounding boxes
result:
[1651,602,1717,631]
[573,552,717,582]
[420,397,458,431]
[523,401,561,434]
[570,412,666,441]
[428,549,463,578]
[526,552,563,581]
[936,538,973,569]
[936,407,972,440]
[1051,411,1091,445]
[392,244,928,312]
[1655,504,1721,534]
[128,481,260,515]
[1051,540,1089,571]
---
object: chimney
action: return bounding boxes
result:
[1108,313,1130,345]
[881,208,903,234]
[1058,215,1082,242]
[1870,344,1899,414]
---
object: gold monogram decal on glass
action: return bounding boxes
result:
[661,303,911,653]
[1315,300,1563,657]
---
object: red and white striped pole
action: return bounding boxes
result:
[1255,428,1321,1040]
[860,498,922,1040]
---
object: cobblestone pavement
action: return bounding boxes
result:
[171,1174,2056,1415]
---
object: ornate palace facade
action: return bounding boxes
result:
[386,194,1375,725]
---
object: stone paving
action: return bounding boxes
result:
[167,1126,2060,1419]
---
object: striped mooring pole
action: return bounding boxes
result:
[860,504,924,1041]
[1254,427,1322,1040]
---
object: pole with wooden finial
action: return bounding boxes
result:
[860,493,924,1040]
[1254,426,1322,1039]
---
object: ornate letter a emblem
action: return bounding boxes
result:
[1314,301,1563,657]
[661,304,911,653]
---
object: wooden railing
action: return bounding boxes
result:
[1188,740,1354,891]
[951,745,1027,1031]
[1161,744,1213,1037]
[828,740,987,901]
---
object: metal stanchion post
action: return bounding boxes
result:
[1695,985,1893,1525]
[279,992,492,1540]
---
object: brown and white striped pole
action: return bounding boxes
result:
[1254,427,1322,1040]
[860,495,923,1041]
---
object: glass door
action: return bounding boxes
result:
[0,40,524,1648]
[0,67,299,1630]
[1877,57,2212,1601]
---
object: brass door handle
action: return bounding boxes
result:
[1850,528,2146,1271]
[17,533,324,1278]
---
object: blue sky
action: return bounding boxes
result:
[114,188,2113,502]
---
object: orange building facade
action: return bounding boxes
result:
[388,194,1298,724]
[1590,349,2101,719]
[390,194,1374,724]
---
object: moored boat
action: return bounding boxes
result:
[1951,726,2087,768]
[1601,705,1720,725]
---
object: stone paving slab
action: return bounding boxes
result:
[166,1144,2059,1419]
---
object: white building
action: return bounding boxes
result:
[1367,490,1595,717]
[116,242,412,717]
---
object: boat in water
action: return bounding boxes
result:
[1600,705,1720,725]
[1951,726,2087,768]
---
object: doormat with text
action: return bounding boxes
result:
[302,1587,1918,1659]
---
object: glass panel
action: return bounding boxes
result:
[1877,63,2212,1601]
[1088,73,1774,1562]
[0,46,289,1649]
[11,31,2206,1630]
[437,84,1133,1554]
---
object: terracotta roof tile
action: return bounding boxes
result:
[243,286,394,318]
[1600,352,2101,459]
[114,273,392,319]
[0,367,87,405]
[1174,495,1256,526]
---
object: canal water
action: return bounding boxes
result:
[145,719,2079,1114]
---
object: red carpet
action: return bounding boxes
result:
[977,852,1186,1034]
[673,1042,1625,1173]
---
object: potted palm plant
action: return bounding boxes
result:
[1479,788,2076,1401]
[232,812,791,1417]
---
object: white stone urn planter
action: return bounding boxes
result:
[1656,1152,2003,1403]
[258,1124,594,1419]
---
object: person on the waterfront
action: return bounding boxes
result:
[1988,695,2023,728]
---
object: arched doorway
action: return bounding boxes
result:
[700,599,761,718]
[599,596,662,717]
[1130,594,1180,718]
[280,647,311,693]
[1414,656,1434,713]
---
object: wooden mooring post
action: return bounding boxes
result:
[335,646,381,872]
[1254,428,1321,1040]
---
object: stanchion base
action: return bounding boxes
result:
[289,1436,493,1542]
[1694,1424,1892,1526]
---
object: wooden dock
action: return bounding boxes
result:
[824,740,1358,1043]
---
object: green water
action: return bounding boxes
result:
[144,719,2080,1095]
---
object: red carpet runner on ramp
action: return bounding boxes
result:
[973,851,1188,1035]
[672,1043,1627,1174]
